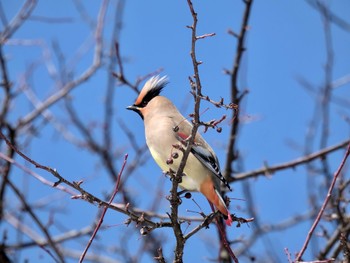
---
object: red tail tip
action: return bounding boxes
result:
[225,213,233,226]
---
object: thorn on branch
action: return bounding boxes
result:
[229,102,239,110]
[227,28,239,38]
[188,76,196,90]
[53,179,62,187]
[223,68,232,75]
[196,32,216,39]
[230,214,254,227]
[167,190,182,205]
[201,115,227,133]
[124,218,132,226]
[73,180,84,187]
[154,247,166,263]
[340,233,350,261]
[138,213,145,224]
[263,161,273,178]
[140,226,152,236]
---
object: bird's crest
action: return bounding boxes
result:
[135,75,169,107]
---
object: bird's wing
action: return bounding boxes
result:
[176,131,232,191]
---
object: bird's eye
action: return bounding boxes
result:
[140,99,148,107]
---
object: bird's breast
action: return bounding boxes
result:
[145,119,211,192]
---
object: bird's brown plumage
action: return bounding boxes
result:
[127,76,232,226]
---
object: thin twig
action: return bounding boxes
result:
[0,130,169,228]
[6,179,64,262]
[4,214,97,249]
[0,0,37,44]
[0,45,11,131]
[295,143,350,261]
[154,247,166,263]
[215,214,239,263]
[232,139,350,181]
[224,0,253,181]
[79,154,128,262]
[0,152,77,195]
[165,1,206,261]
[16,0,108,129]
[113,42,138,92]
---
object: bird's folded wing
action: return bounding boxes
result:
[175,131,231,191]
[190,144,232,191]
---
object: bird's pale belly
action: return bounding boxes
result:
[149,145,207,192]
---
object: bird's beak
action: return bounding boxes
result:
[126,105,138,111]
[127,105,143,119]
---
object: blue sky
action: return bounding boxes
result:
[2,0,350,262]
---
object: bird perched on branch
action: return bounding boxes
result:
[127,75,233,226]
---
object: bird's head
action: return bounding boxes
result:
[127,75,169,119]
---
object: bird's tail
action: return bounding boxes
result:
[200,178,233,226]
[214,188,233,226]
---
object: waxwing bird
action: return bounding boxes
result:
[127,76,233,226]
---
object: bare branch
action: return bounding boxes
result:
[79,154,128,262]
[295,143,350,261]
[224,0,253,185]
[16,0,108,129]
[6,179,64,262]
[232,139,350,181]
[0,0,37,44]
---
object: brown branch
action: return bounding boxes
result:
[79,154,128,262]
[340,232,350,262]
[16,0,108,129]
[216,215,239,263]
[164,1,207,261]
[295,142,350,262]
[224,0,253,182]
[113,43,164,94]
[232,139,350,181]
[103,0,125,166]
[28,15,74,23]
[0,1,8,27]
[4,215,98,250]
[0,129,170,229]
[0,126,15,221]
[113,42,138,92]
[0,45,11,131]
[72,0,95,29]
[195,93,239,110]
[65,99,120,181]
[236,210,315,258]
[306,0,350,32]
[6,179,64,262]
[317,221,350,260]
[0,0,37,44]
[0,142,192,226]
[154,247,166,263]
[0,152,76,195]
